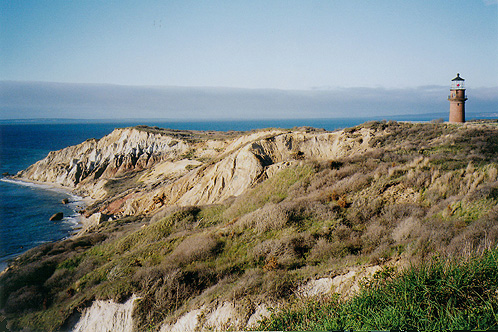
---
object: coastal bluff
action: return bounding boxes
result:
[15,124,379,221]
[3,120,498,331]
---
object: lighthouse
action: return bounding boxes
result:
[448,73,467,123]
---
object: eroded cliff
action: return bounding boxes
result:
[15,125,379,221]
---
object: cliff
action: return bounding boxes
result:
[15,125,378,220]
[2,120,498,331]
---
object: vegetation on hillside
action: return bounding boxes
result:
[256,247,498,331]
[1,121,497,331]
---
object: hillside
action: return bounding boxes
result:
[1,120,498,331]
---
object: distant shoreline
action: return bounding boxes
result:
[0,113,497,127]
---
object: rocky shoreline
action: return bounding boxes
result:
[1,176,94,230]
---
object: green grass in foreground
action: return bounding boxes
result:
[256,248,498,331]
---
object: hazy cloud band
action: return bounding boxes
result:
[1,81,497,120]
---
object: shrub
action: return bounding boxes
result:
[112,207,200,253]
[149,206,184,223]
[237,203,288,233]
[444,209,498,257]
[341,201,375,230]
[306,238,342,263]
[4,286,44,314]
[261,270,295,299]
[230,268,264,298]
[360,221,389,254]
[43,268,72,291]
[337,197,348,208]
[381,203,425,227]
[168,234,221,266]
[391,217,423,244]
[0,258,58,309]
[253,234,315,270]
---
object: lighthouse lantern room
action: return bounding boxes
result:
[451,73,465,90]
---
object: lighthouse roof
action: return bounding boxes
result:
[452,73,465,81]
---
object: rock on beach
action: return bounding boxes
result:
[50,212,64,221]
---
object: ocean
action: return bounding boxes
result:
[0,116,444,269]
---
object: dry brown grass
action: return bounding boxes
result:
[236,203,288,233]
[168,233,222,266]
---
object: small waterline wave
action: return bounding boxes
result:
[1,177,82,197]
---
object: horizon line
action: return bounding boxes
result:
[2,79,498,91]
[2,112,498,123]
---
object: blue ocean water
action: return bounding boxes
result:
[0,123,125,269]
[0,116,438,269]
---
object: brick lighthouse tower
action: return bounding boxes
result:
[448,73,467,123]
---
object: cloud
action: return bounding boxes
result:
[483,0,498,5]
[1,81,497,120]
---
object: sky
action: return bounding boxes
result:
[1,1,497,119]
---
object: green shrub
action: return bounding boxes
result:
[57,255,83,271]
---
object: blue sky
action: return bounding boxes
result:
[0,1,497,119]
[2,0,497,89]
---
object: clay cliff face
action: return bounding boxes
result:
[15,125,380,219]
[16,127,190,189]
